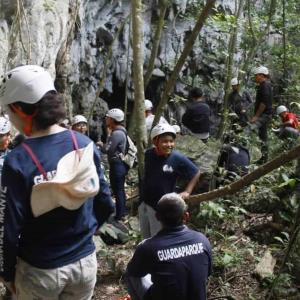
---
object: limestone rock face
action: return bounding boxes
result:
[0,0,237,123]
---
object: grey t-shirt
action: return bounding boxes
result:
[105,127,127,162]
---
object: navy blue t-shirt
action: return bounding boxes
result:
[219,145,250,176]
[255,80,273,115]
[0,130,114,281]
[127,225,212,300]
[182,101,211,134]
[142,149,199,210]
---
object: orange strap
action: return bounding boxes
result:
[10,104,37,136]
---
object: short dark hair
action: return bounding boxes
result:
[157,193,187,227]
[14,91,66,130]
[189,87,203,99]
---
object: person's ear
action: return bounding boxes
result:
[183,211,190,224]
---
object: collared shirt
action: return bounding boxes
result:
[0,130,114,281]
[127,225,212,300]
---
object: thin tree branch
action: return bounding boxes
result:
[186,144,300,205]
[151,0,217,131]
[144,0,169,89]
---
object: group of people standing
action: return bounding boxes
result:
[0,63,298,300]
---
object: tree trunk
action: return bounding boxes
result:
[132,0,146,177]
[151,0,217,130]
[282,0,287,89]
[241,0,277,83]
[144,0,169,89]
[186,144,300,205]
[217,0,245,138]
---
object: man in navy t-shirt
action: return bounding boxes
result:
[127,193,212,300]
[139,123,201,238]
[250,66,273,164]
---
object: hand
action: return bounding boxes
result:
[96,141,104,148]
[179,191,190,200]
[250,116,258,124]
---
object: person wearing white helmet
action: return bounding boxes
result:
[0,116,11,182]
[144,99,168,134]
[72,114,88,134]
[0,116,13,300]
[250,65,273,164]
[182,87,211,143]
[0,65,114,298]
[139,123,201,238]
[228,78,250,127]
[172,124,181,134]
[275,105,299,139]
[102,108,129,221]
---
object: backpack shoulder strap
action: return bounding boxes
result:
[113,127,129,152]
[69,130,79,150]
[21,143,48,181]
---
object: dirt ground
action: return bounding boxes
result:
[93,278,127,300]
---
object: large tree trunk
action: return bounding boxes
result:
[132,0,146,177]
[186,144,300,205]
[151,0,217,130]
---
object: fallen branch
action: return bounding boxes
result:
[186,144,300,205]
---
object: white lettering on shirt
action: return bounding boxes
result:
[0,186,7,272]
[33,170,57,185]
[157,242,204,261]
[163,165,174,173]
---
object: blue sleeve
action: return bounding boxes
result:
[177,152,199,180]
[93,145,114,227]
[0,162,31,282]
[127,241,152,277]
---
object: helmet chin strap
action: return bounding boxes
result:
[10,104,37,136]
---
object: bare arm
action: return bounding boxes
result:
[180,170,201,199]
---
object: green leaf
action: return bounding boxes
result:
[222,253,234,265]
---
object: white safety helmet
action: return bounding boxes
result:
[150,123,176,140]
[0,65,56,105]
[0,117,11,134]
[72,115,87,125]
[231,78,239,86]
[144,99,153,111]
[106,108,124,122]
[276,105,288,115]
[254,66,269,75]
[172,124,181,134]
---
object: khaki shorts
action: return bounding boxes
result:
[15,252,97,300]
[138,202,162,239]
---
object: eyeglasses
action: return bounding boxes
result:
[74,122,87,127]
